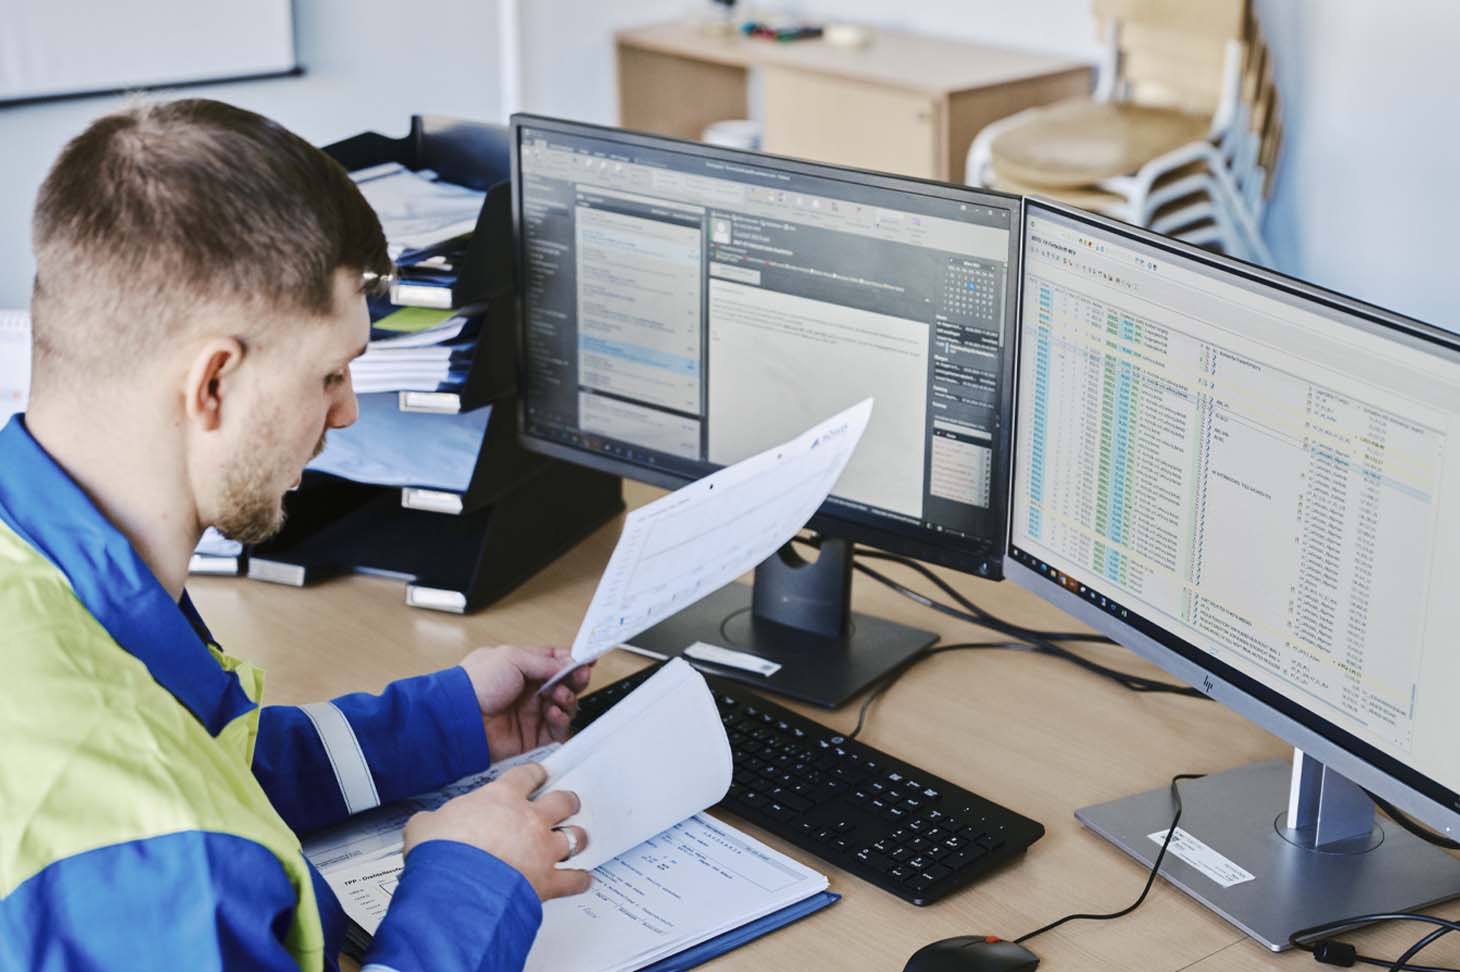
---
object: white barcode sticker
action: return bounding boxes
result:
[683,641,782,676]
[1148,826,1255,888]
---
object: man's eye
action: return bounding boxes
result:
[325,371,346,388]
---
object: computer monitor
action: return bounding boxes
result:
[1007,199,1460,949]
[509,114,1022,707]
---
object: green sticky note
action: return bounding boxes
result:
[374,307,455,333]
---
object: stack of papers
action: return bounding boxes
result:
[188,526,244,576]
[308,393,491,492]
[304,661,832,972]
[352,163,485,262]
[0,309,30,422]
[353,308,477,395]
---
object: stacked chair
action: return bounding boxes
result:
[967,0,1282,265]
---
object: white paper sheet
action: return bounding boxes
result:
[328,813,828,972]
[536,659,731,871]
[194,526,242,558]
[352,164,485,259]
[0,310,31,422]
[542,399,872,693]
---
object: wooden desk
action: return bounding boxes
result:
[615,21,1092,182]
[190,482,1460,971]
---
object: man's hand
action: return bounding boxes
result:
[403,763,591,901]
[460,645,593,760]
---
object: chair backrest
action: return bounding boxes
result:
[1094,0,1250,115]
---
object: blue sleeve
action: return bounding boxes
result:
[253,666,491,834]
[0,831,309,972]
[363,840,542,972]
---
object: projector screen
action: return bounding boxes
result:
[2,0,298,104]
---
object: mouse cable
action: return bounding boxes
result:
[842,641,1035,741]
[1013,774,1206,946]
[1363,790,1460,851]
[1290,913,1460,972]
[813,539,1205,698]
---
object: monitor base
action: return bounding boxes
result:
[624,581,936,709]
[1076,758,1460,951]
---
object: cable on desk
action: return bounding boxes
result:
[1012,773,1205,946]
[805,537,1206,698]
[847,545,1117,645]
[1290,912,1460,972]
[842,641,1034,741]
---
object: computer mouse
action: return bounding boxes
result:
[903,935,1040,972]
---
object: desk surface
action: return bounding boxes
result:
[616,21,1090,96]
[189,482,1460,972]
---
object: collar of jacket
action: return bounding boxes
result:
[0,414,256,735]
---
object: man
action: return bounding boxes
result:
[0,99,593,971]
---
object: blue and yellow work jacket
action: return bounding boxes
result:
[0,415,542,971]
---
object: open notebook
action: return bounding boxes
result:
[303,660,836,971]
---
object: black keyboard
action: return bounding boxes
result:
[572,663,1045,906]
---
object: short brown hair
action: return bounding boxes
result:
[30,98,389,384]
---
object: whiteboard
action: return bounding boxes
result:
[1,0,297,104]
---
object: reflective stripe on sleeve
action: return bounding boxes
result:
[299,701,381,814]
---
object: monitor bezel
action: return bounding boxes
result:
[1005,198,1460,836]
[509,113,1023,579]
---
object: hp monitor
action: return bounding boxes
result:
[510,115,1021,707]
[1007,199,1460,948]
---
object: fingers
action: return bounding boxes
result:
[543,867,594,900]
[509,645,575,682]
[494,762,548,797]
[554,824,588,862]
[533,787,581,823]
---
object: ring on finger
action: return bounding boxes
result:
[555,825,580,861]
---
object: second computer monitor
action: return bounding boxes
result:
[510,115,1021,705]
[512,115,1020,577]
[1007,199,1460,948]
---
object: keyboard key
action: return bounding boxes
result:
[856,850,895,873]
[944,846,988,870]
[923,864,953,882]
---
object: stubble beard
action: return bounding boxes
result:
[212,428,327,545]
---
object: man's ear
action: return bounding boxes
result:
[183,337,246,432]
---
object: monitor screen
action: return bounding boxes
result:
[511,116,1022,576]
[1008,201,1460,823]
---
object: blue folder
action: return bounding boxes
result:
[637,891,841,972]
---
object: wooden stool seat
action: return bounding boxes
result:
[990,98,1210,188]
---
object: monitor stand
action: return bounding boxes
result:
[624,539,936,709]
[1076,751,1460,951]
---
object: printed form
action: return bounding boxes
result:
[542,397,873,693]
[327,813,828,972]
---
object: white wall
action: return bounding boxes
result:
[0,0,505,308]
[1255,0,1460,330]
[509,0,1459,330]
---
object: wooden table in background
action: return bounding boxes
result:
[190,482,1460,971]
[615,21,1092,183]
